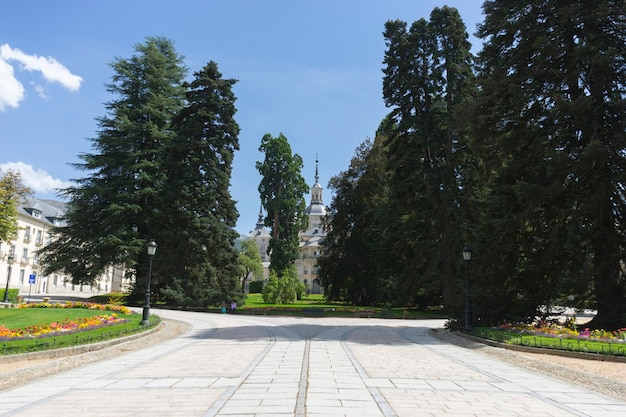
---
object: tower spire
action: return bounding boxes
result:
[257,203,264,226]
[315,153,319,184]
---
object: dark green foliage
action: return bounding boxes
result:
[318,137,393,306]
[382,7,474,309]
[248,280,264,293]
[39,38,243,306]
[158,61,243,306]
[256,133,309,275]
[40,37,187,286]
[470,0,626,328]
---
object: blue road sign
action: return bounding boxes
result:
[29,274,36,284]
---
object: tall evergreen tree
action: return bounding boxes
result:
[472,0,626,328]
[382,7,474,308]
[256,133,308,275]
[318,136,392,305]
[40,37,187,291]
[158,61,242,306]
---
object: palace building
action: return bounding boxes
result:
[245,158,327,294]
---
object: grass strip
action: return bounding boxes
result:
[471,327,626,357]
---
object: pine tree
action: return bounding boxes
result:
[382,7,474,309]
[40,37,187,290]
[158,61,242,306]
[317,136,392,306]
[473,0,626,328]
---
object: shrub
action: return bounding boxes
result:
[0,288,19,303]
[249,280,263,293]
[262,266,305,304]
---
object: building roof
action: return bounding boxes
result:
[18,197,67,227]
[248,205,271,238]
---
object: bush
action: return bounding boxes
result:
[249,280,263,293]
[0,288,19,303]
[262,266,306,304]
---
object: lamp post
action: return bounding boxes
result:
[141,241,157,325]
[3,254,14,303]
[462,245,473,331]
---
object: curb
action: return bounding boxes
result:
[0,322,164,364]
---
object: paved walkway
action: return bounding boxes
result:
[1,309,625,416]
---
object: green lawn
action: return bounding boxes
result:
[243,293,341,309]
[0,307,154,355]
[241,293,445,319]
[1,308,114,328]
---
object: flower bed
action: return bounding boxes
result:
[0,314,126,340]
[497,320,626,343]
[0,301,132,341]
[18,301,131,315]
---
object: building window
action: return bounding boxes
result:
[19,269,25,285]
[54,275,58,286]
[32,252,39,265]
[32,209,42,219]
[21,248,28,263]
[36,230,43,245]
[24,227,31,241]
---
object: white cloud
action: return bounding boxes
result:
[0,162,71,195]
[32,83,47,99]
[0,57,25,111]
[0,44,83,91]
[0,44,82,111]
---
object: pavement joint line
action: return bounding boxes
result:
[528,390,590,417]
[340,327,398,417]
[295,337,310,417]
[202,386,237,417]
[203,326,277,415]
[401,327,511,384]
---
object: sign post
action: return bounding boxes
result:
[28,273,35,303]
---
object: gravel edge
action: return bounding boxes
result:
[430,329,626,401]
[0,319,190,391]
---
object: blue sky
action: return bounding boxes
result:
[1,0,484,233]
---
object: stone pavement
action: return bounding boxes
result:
[1,309,625,417]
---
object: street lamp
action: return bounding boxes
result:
[141,241,157,325]
[3,254,14,303]
[462,245,473,331]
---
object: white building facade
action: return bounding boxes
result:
[0,197,128,299]
[295,159,327,294]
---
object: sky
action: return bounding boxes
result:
[1,0,485,233]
